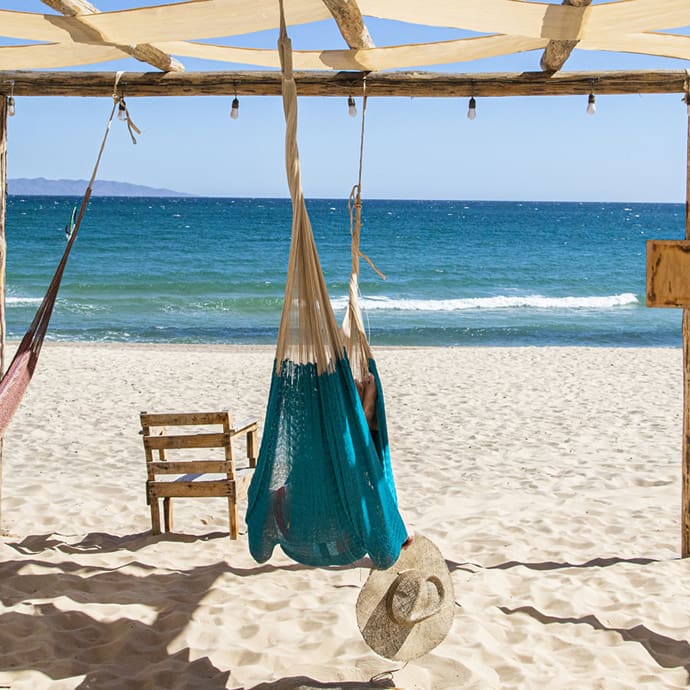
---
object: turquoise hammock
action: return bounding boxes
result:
[245,5,407,569]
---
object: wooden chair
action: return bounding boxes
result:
[140,410,258,539]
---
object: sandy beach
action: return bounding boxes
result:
[1,342,689,689]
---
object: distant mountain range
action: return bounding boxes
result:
[8,178,190,197]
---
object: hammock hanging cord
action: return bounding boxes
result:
[342,79,387,381]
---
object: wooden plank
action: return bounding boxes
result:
[680,106,690,558]
[247,428,258,466]
[143,431,229,450]
[149,480,236,499]
[646,240,690,307]
[147,460,233,474]
[163,497,172,532]
[322,0,374,49]
[232,418,259,435]
[141,410,229,427]
[0,69,688,99]
[540,0,592,72]
[684,308,690,557]
[40,0,184,72]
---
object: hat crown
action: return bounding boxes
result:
[386,569,445,626]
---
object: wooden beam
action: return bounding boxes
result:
[540,0,592,73]
[0,69,687,99]
[321,0,374,49]
[680,97,690,558]
[41,0,184,73]
[0,96,6,531]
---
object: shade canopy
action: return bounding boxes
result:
[0,0,689,75]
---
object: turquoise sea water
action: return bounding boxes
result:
[4,196,685,346]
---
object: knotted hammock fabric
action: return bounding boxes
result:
[245,8,407,569]
[0,92,137,436]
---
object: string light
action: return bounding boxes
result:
[230,82,240,120]
[7,80,15,117]
[586,92,596,115]
[117,98,127,121]
[230,96,239,120]
[347,95,357,117]
[467,96,477,120]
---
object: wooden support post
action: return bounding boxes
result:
[0,95,7,532]
[680,97,690,558]
[646,113,690,556]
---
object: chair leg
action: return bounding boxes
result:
[150,498,161,536]
[163,497,173,532]
[247,428,258,468]
[228,498,238,539]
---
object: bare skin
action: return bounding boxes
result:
[356,371,413,549]
[356,371,379,432]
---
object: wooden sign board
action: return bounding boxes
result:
[646,240,690,308]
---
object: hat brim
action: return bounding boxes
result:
[356,534,455,661]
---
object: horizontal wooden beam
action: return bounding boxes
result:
[0,69,687,98]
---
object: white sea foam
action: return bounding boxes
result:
[6,296,42,305]
[331,293,639,312]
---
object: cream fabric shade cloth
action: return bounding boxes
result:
[0,0,689,71]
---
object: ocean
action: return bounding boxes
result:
[4,196,685,347]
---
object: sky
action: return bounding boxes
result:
[2,1,690,202]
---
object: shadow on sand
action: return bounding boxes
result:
[246,675,396,689]
[500,605,690,682]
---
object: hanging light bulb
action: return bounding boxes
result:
[684,93,690,116]
[467,96,477,120]
[347,96,357,117]
[230,96,239,120]
[117,98,127,121]
[7,80,15,117]
[586,93,596,115]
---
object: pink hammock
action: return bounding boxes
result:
[0,94,138,436]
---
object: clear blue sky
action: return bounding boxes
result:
[2,1,690,202]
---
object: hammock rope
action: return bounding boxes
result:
[0,84,135,435]
[342,80,386,380]
[245,1,407,569]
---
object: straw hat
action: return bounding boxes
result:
[356,534,455,661]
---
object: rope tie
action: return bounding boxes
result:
[112,71,141,145]
[348,184,385,280]
[348,78,385,281]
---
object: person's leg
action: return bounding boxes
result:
[361,372,378,431]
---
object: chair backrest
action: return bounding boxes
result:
[140,410,237,482]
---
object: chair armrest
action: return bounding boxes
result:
[230,418,259,436]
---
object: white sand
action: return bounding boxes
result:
[1,343,689,689]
